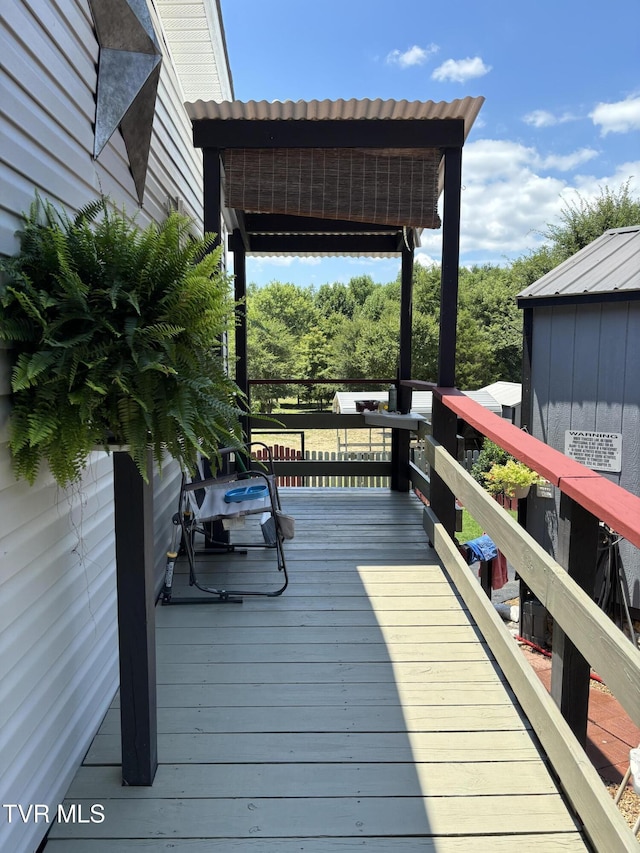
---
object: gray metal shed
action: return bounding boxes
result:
[518,225,640,612]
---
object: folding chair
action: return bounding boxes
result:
[161,442,291,604]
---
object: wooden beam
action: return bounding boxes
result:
[193,118,465,150]
[243,213,400,234]
[250,413,365,430]
[113,450,157,786]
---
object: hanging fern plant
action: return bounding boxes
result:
[0,194,245,486]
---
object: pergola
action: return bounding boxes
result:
[186,96,484,408]
[118,96,485,787]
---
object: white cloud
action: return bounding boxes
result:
[415,251,438,268]
[523,109,576,128]
[253,256,295,266]
[386,44,438,68]
[417,138,640,264]
[590,96,640,135]
[431,56,491,84]
[540,148,599,171]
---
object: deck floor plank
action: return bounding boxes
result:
[48,489,590,851]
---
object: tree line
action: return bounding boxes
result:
[244,183,640,411]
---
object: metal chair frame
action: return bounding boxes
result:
[161,443,289,604]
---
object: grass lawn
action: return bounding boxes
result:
[459,507,517,543]
[460,509,484,542]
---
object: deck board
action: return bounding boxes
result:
[47,488,590,851]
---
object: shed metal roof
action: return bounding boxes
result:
[332,389,502,417]
[518,226,640,306]
[480,381,522,408]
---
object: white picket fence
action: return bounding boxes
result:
[255,445,392,488]
[302,450,391,488]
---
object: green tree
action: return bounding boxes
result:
[543,181,640,261]
[359,281,399,321]
[412,311,439,381]
[459,265,522,382]
[298,325,333,407]
[248,281,318,337]
[246,313,296,413]
[327,314,368,382]
[355,305,399,379]
[348,274,375,307]
[412,263,441,316]
[315,282,355,319]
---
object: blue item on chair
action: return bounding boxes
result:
[224,484,269,503]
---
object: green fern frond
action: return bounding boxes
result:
[0,193,248,486]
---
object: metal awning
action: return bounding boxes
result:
[186,96,484,256]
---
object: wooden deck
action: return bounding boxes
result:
[46,488,589,852]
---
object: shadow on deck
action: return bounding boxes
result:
[46,488,589,851]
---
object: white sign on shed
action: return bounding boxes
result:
[564,430,622,473]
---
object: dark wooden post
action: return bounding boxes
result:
[551,495,600,745]
[430,147,462,534]
[203,148,222,244]
[430,392,459,537]
[232,229,250,442]
[437,146,462,388]
[113,450,157,785]
[518,306,539,633]
[391,240,414,491]
[203,147,230,545]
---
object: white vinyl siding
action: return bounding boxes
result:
[0,3,230,852]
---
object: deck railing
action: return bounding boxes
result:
[246,378,640,850]
[249,411,394,482]
[417,386,640,853]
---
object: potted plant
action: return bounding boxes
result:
[0,194,244,486]
[484,458,542,500]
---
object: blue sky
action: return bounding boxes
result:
[219,0,640,288]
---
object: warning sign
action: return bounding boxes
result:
[564,430,622,473]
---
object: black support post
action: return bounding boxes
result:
[203,148,222,244]
[232,229,250,442]
[430,393,459,538]
[437,147,462,388]
[391,240,414,492]
[113,450,157,786]
[430,147,463,535]
[551,495,600,746]
[202,147,230,536]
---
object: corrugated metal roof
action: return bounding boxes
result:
[332,389,502,417]
[186,96,484,141]
[518,226,640,303]
[480,381,522,408]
